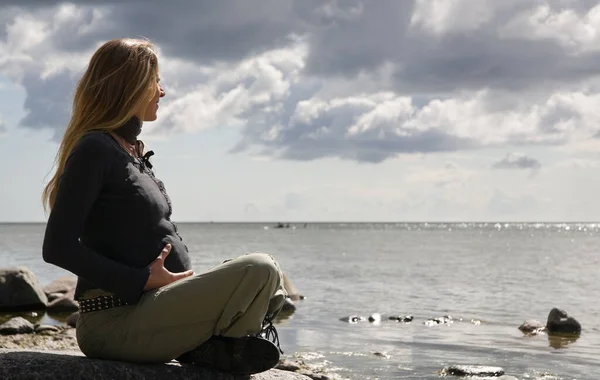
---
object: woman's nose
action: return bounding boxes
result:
[159,85,165,98]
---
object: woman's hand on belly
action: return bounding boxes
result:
[143,244,195,291]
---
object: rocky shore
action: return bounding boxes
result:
[0,349,318,380]
[0,266,333,380]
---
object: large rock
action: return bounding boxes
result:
[44,276,77,296]
[0,349,312,380]
[66,312,79,328]
[47,289,79,312]
[0,317,35,335]
[546,308,581,334]
[0,267,48,311]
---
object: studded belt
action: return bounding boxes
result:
[78,294,129,314]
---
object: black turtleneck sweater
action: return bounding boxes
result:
[42,118,191,304]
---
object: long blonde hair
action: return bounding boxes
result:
[42,38,159,211]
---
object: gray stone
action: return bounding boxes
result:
[298,374,329,380]
[281,298,296,313]
[274,359,332,380]
[388,315,413,323]
[546,308,581,334]
[0,349,312,380]
[34,325,61,334]
[0,317,35,335]
[66,312,79,328]
[47,293,64,302]
[276,360,302,372]
[47,289,79,312]
[43,276,77,296]
[0,267,48,311]
[518,319,546,334]
[441,365,505,377]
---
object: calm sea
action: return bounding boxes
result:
[1,222,599,379]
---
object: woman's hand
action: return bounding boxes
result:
[144,244,195,291]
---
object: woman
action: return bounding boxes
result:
[41,38,286,375]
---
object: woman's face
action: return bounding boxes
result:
[138,74,165,122]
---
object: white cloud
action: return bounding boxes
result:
[146,41,307,135]
[233,88,600,162]
[501,3,600,52]
[410,0,509,34]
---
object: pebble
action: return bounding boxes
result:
[34,325,61,335]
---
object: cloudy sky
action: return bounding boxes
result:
[1,0,600,222]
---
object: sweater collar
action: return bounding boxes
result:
[113,116,142,144]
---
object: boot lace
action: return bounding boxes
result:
[259,318,283,354]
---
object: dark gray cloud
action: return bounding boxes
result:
[393,36,600,94]
[41,1,303,62]
[18,70,75,134]
[492,153,542,170]
[0,120,5,134]
[302,0,600,94]
[0,1,112,3]
[300,1,415,78]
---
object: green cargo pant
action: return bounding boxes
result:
[76,253,287,363]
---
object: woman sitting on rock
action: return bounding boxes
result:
[41,38,286,375]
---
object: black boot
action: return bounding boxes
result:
[177,335,280,375]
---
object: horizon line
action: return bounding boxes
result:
[1,220,600,224]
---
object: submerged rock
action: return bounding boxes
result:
[424,315,453,326]
[0,317,35,335]
[388,315,413,323]
[547,333,580,349]
[546,308,581,334]
[519,319,546,335]
[339,315,367,323]
[441,365,505,377]
[373,351,390,359]
[0,349,313,380]
[0,267,48,311]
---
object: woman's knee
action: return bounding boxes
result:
[243,253,282,282]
